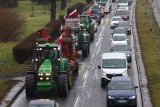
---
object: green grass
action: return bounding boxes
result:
[136,0,160,106]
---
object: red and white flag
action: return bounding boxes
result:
[69,9,78,17]
[57,33,63,45]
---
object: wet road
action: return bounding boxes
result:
[155,0,160,16]
[11,2,142,107]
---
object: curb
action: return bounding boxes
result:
[0,79,25,107]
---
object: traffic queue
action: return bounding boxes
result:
[27,0,138,107]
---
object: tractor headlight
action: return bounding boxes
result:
[38,73,43,76]
[35,58,38,61]
[46,77,50,80]
[40,77,43,80]
[45,73,50,76]
[39,48,42,50]
[76,42,78,45]
[54,48,57,50]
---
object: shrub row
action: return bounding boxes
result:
[0,8,24,42]
[0,0,18,8]
[13,20,61,64]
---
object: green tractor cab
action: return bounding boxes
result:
[79,15,95,42]
[25,43,72,97]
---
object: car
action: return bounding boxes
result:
[28,99,59,107]
[110,34,128,47]
[98,53,129,87]
[117,0,129,6]
[115,9,129,21]
[98,0,112,13]
[112,27,127,35]
[107,76,138,107]
[110,16,123,29]
[111,42,132,62]
[118,5,129,11]
[118,21,131,35]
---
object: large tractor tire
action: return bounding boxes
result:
[65,61,72,89]
[88,44,90,54]
[25,74,36,97]
[74,60,79,74]
[82,43,88,58]
[57,74,68,97]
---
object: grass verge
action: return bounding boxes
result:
[136,0,160,107]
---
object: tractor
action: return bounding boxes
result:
[25,43,72,97]
[58,27,79,73]
[65,18,90,58]
[79,14,95,42]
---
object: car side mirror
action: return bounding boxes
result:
[111,48,113,51]
[98,65,101,69]
[127,65,130,69]
[111,33,113,35]
[130,48,132,51]
[134,86,138,88]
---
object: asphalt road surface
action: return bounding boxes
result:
[155,0,160,16]
[11,2,142,107]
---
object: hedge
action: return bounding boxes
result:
[0,0,18,8]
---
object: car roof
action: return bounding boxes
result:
[111,76,131,82]
[112,16,122,18]
[28,99,54,105]
[102,52,126,59]
[113,34,127,36]
[115,27,126,30]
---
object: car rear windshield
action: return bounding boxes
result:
[112,17,123,21]
[113,45,129,51]
[116,11,127,15]
[102,59,126,68]
[109,81,133,90]
[118,0,128,3]
[113,36,126,41]
[113,29,126,34]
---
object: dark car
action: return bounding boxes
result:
[107,76,138,107]
[115,9,129,21]
[111,42,132,62]
[90,5,101,24]
[112,27,127,36]
[118,21,131,35]
[28,99,59,107]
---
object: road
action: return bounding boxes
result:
[154,0,160,16]
[11,2,142,107]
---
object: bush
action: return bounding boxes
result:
[13,20,62,64]
[0,0,18,8]
[31,0,50,5]
[0,8,25,42]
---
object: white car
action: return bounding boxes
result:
[118,5,129,11]
[98,52,129,87]
[110,34,128,47]
[110,16,123,29]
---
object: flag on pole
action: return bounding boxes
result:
[69,9,78,17]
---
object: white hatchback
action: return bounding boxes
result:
[110,34,128,47]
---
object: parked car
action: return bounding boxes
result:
[110,16,123,29]
[110,34,128,47]
[98,53,129,87]
[111,42,132,62]
[115,9,129,21]
[112,27,127,35]
[107,76,138,107]
[28,99,59,107]
[118,21,131,35]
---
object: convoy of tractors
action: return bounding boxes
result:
[25,8,100,97]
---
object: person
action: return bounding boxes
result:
[41,27,51,42]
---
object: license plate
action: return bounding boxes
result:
[117,100,127,103]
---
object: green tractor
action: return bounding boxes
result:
[79,14,95,42]
[25,43,72,97]
[65,18,90,58]
[72,27,90,58]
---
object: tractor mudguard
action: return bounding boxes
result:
[60,58,67,71]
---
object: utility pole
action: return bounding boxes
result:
[144,0,146,15]
[30,0,34,17]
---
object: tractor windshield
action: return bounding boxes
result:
[80,16,88,23]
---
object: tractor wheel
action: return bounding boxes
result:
[25,74,36,97]
[82,44,88,58]
[57,74,68,97]
[65,61,72,89]
[88,44,90,54]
